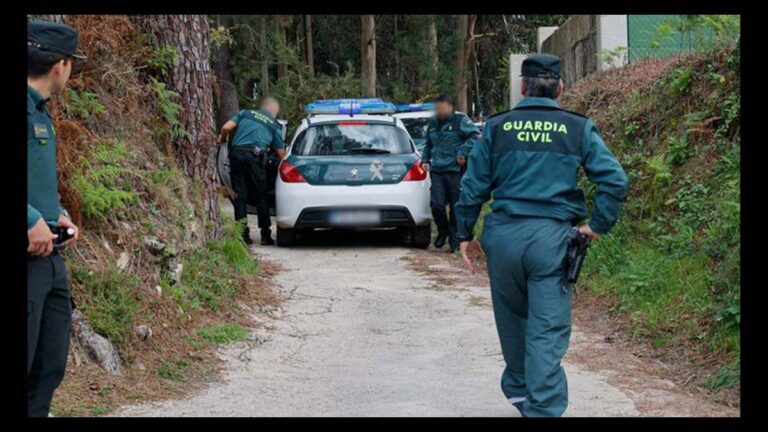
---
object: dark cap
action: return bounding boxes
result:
[28,20,86,59]
[521,54,561,80]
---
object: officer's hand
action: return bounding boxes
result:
[58,214,80,246]
[456,155,466,166]
[28,218,56,257]
[460,239,484,275]
[578,224,601,241]
[421,162,430,171]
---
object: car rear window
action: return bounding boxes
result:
[291,123,413,156]
[401,117,430,140]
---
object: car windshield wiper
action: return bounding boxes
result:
[347,148,391,154]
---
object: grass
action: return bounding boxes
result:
[169,216,259,311]
[196,323,249,344]
[156,358,192,382]
[71,268,141,348]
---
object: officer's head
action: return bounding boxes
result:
[520,54,564,100]
[434,94,454,121]
[261,96,280,118]
[27,21,86,92]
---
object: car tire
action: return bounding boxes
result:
[410,224,431,249]
[276,227,296,247]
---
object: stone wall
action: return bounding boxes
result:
[540,15,599,87]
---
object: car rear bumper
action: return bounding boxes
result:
[276,179,432,229]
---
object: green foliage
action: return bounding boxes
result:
[196,323,249,344]
[145,45,178,78]
[64,88,107,119]
[170,216,258,311]
[652,15,740,53]
[156,358,192,381]
[571,48,740,391]
[71,139,138,222]
[71,267,140,348]
[149,76,189,143]
[599,46,628,69]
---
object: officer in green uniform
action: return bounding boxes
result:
[219,97,286,245]
[421,94,481,252]
[27,20,86,417]
[456,54,628,417]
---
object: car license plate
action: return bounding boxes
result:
[329,210,381,226]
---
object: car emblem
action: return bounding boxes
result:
[349,168,359,181]
[369,160,384,181]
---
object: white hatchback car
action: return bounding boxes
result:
[275,99,432,247]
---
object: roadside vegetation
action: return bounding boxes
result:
[43,16,279,416]
[560,44,740,405]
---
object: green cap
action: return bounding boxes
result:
[28,20,86,59]
[521,54,561,80]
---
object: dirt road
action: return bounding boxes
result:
[116,214,738,417]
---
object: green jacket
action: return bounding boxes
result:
[27,85,63,229]
[229,109,285,152]
[421,112,480,173]
[456,97,628,238]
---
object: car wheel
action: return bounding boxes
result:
[410,224,431,249]
[276,227,296,247]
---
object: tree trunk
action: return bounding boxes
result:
[213,15,239,127]
[455,15,468,113]
[138,15,221,239]
[427,16,439,74]
[304,15,314,77]
[360,15,377,97]
[259,15,269,97]
[277,17,289,80]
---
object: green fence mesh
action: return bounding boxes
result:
[627,15,739,63]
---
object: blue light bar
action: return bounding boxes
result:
[305,98,396,115]
[394,102,436,112]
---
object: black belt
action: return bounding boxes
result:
[232,144,268,154]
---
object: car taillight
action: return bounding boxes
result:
[279,160,306,183]
[402,160,428,181]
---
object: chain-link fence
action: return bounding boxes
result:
[627,15,739,63]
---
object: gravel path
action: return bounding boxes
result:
[115,211,738,417]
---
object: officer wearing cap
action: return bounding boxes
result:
[421,94,481,253]
[456,54,628,416]
[219,97,286,245]
[27,20,86,417]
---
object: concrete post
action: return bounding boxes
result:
[508,53,528,109]
[537,26,559,53]
[597,15,628,70]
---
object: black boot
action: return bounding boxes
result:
[243,236,254,245]
[260,230,275,246]
[434,232,448,249]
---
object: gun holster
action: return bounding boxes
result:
[564,227,591,285]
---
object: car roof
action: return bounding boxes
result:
[393,110,434,119]
[305,114,399,124]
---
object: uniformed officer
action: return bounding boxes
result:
[421,94,481,252]
[27,20,86,417]
[219,97,286,245]
[456,54,628,417]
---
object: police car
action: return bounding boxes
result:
[275,99,432,247]
[217,119,288,214]
[392,102,434,153]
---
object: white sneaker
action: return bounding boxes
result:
[507,396,526,405]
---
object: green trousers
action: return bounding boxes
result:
[480,212,573,417]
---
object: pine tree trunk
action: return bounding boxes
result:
[427,16,439,74]
[213,15,239,127]
[455,15,469,113]
[304,15,314,76]
[137,15,221,239]
[360,15,377,97]
[260,15,269,96]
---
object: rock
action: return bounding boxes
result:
[71,309,122,375]
[116,252,130,270]
[143,236,166,255]
[155,285,163,295]
[168,261,183,285]
[135,325,153,341]
[135,360,146,371]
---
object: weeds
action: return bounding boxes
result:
[196,323,249,344]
